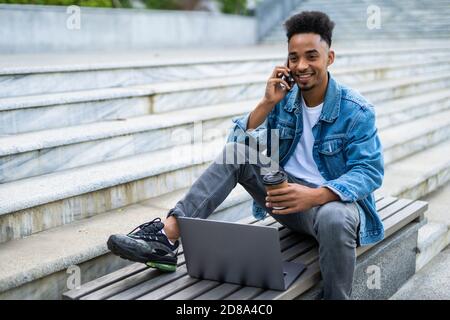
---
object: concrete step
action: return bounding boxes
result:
[1,96,449,241]
[377,138,450,201]
[2,45,450,99]
[355,72,450,103]
[375,89,450,130]
[416,222,449,272]
[0,184,251,300]
[1,56,449,137]
[390,245,450,300]
[267,21,450,35]
[415,182,450,272]
[266,28,450,41]
[377,139,450,286]
[0,101,252,183]
[3,57,450,135]
[1,84,449,183]
[379,108,450,166]
[265,29,450,38]
[0,137,225,243]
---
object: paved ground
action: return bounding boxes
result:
[391,182,450,300]
[421,181,450,226]
[390,245,450,300]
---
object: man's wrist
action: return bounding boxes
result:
[259,98,277,110]
[314,187,340,206]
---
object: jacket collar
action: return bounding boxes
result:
[283,72,341,123]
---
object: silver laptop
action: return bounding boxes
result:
[177,216,306,291]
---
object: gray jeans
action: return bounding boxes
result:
[167,142,360,300]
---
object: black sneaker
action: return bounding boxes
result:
[107,218,179,272]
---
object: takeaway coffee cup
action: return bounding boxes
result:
[262,171,289,210]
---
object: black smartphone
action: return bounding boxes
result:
[280,58,295,91]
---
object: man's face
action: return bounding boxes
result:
[287,33,334,91]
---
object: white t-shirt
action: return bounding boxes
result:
[284,95,326,186]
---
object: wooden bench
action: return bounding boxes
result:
[62,195,427,300]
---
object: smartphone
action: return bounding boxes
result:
[280,58,295,91]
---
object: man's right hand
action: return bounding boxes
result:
[263,65,293,106]
[247,66,293,130]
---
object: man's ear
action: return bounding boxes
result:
[327,49,335,67]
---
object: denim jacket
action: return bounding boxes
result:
[226,73,385,246]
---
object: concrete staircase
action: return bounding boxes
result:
[263,0,450,44]
[1,41,450,299]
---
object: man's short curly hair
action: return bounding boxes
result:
[284,11,335,47]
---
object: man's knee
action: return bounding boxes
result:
[221,142,256,166]
[314,201,359,244]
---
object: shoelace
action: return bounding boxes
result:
[128,217,163,238]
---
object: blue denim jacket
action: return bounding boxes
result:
[226,73,385,246]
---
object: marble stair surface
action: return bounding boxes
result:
[1,101,450,299]
[1,131,448,299]
[1,88,450,243]
[263,0,450,43]
[2,44,450,100]
[0,184,252,300]
[2,53,450,135]
[376,139,450,204]
[1,37,450,299]
[376,140,450,274]
[2,71,450,183]
[415,182,450,272]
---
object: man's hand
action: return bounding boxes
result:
[263,65,293,105]
[247,65,292,130]
[265,184,340,214]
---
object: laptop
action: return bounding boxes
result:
[177,216,307,291]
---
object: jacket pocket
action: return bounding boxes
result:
[270,124,295,160]
[318,138,346,177]
[318,138,343,155]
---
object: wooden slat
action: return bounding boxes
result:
[253,249,320,300]
[375,196,398,212]
[224,286,265,300]
[170,237,315,300]
[357,200,428,256]
[219,197,418,300]
[62,262,148,300]
[66,194,385,299]
[166,280,221,300]
[194,239,317,300]
[137,273,200,300]
[194,283,243,300]
[68,197,426,299]
[255,261,321,300]
[101,216,286,300]
[254,200,428,300]
[63,216,257,300]
[136,229,309,300]
[80,244,188,300]
[211,241,321,300]
[379,198,414,220]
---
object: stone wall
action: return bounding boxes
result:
[0,4,257,54]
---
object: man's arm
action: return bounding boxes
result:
[247,99,276,130]
[322,107,384,202]
[227,65,292,143]
[266,184,340,214]
[267,106,383,214]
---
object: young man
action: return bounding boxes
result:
[107,11,384,300]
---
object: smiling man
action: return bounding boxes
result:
[107,11,385,300]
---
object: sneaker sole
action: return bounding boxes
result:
[107,235,177,272]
